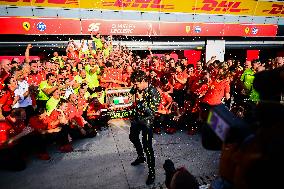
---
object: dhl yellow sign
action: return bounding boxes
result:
[0,0,284,17]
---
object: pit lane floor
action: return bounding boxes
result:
[0,119,220,189]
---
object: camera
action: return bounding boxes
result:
[202,67,284,189]
[202,67,284,150]
[204,104,252,149]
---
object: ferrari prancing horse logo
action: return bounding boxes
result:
[23,22,30,31]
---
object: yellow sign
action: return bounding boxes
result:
[0,0,283,17]
[22,21,30,31]
[186,26,191,33]
[245,27,250,34]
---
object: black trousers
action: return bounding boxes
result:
[173,89,185,107]
[154,114,174,129]
[87,116,108,130]
[129,119,155,172]
[0,134,46,171]
[0,146,26,171]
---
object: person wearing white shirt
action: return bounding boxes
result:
[12,70,34,123]
[13,80,32,109]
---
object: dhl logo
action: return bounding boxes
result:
[102,0,174,10]
[0,0,78,5]
[263,4,284,15]
[192,0,249,13]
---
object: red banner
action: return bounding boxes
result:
[81,19,277,37]
[81,19,160,36]
[0,17,81,35]
[0,17,278,37]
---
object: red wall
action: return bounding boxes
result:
[246,50,260,61]
[184,50,202,67]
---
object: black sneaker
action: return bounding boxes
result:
[146,173,155,185]
[130,156,146,166]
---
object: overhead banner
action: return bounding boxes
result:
[81,19,160,36]
[0,0,284,17]
[0,17,81,35]
[0,17,278,37]
[82,19,277,37]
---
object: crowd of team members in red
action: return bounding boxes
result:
[0,33,284,170]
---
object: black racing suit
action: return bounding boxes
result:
[129,84,160,173]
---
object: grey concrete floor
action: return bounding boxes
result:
[0,119,220,189]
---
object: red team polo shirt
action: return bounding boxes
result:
[29,116,48,131]
[0,120,12,148]
[202,79,230,106]
[0,70,10,90]
[158,91,173,114]
[173,72,188,90]
[122,72,131,87]
[101,68,123,88]
[0,89,14,113]
[67,103,85,127]
[26,72,46,86]
[87,101,104,120]
[67,51,80,62]
[77,97,87,116]
[46,110,61,129]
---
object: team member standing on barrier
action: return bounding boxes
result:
[129,70,161,185]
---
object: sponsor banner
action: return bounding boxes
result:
[103,87,136,119]
[255,1,284,17]
[81,19,278,37]
[105,87,134,110]
[223,24,277,37]
[159,22,226,36]
[0,0,79,8]
[0,0,284,17]
[81,19,160,36]
[0,17,278,37]
[108,109,135,119]
[191,0,256,16]
[161,22,277,37]
[0,17,81,34]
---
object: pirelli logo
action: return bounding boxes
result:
[102,0,174,10]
